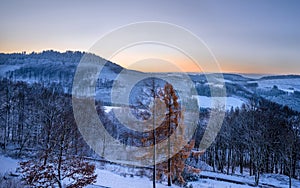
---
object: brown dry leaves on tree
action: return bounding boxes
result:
[140,83,203,186]
[20,157,97,188]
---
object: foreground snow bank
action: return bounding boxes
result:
[197,171,300,188]
[87,168,180,188]
[189,179,253,188]
[1,155,299,188]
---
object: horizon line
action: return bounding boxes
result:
[1,49,299,76]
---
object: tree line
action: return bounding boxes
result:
[196,98,300,186]
[0,79,97,187]
[1,78,299,187]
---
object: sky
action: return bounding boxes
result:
[0,0,300,74]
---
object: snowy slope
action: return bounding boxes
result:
[247,77,300,111]
[253,78,300,93]
[195,96,245,111]
[2,51,300,111]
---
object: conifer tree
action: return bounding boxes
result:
[140,83,203,186]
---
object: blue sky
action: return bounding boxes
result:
[1,0,299,74]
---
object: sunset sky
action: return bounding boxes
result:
[1,0,299,74]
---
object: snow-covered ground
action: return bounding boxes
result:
[89,169,300,188]
[0,65,20,76]
[196,96,245,111]
[189,179,253,188]
[199,171,300,188]
[1,155,300,188]
[104,95,245,114]
[251,78,300,93]
[240,74,273,79]
[88,168,179,188]
[89,169,254,188]
[104,106,121,113]
[0,155,18,174]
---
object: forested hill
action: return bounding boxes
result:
[0,50,123,93]
[1,50,300,111]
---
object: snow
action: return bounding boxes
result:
[88,168,300,188]
[216,78,233,83]
[0,155,18,174]
[89,168,250,188]
[240,74,273,79]
[259,173,300,188]
[189,179,253,188]
[0,154,299,188]
[88,169,180,188]
[200,171,253,185]
[104,106,121,113]
[198,171,300,188]
[0,65,20,76]
[195,96,245,111]
[252,78,300,93]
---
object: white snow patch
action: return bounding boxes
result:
[189,179,253,188]
[0,155,18,174]
[0,65,20,76]
[87,168,180,188]
[104,106,121,113]
[195,96,245,111]
[193,171,300,188]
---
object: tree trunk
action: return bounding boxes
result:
[249,156,252,176]
[265,151,269,173]
[153,113,156,188]
[254,160,260,186]
[167,131,171,186]
[227,147,231,175]
[4,109,8,150]
[167,103,171,186]
[289,151,292,188]
[231,150,235,174]
[239,150,243,174]
[212,147,216,172]
[57,133,64,188]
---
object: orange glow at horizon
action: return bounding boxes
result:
[108,43,223,73]
[1,48,298,75]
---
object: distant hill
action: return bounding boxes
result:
[1,50,300,111]
[260,75,300,80]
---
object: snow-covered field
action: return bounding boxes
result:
[196,96,245,111]
[189,179,253,188]
[252,78,300,93]
[199,171,300,188]
[1,155,300,188]
[90,169,253,188]
[90,169,300,188]
[88,169,179,188]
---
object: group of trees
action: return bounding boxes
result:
[1,78,203,187]
[1,76,300,187]
[198,98,300,186]
[0,79,97,187]
[0,79,87,156]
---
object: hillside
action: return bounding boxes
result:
[1,50,300,111]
